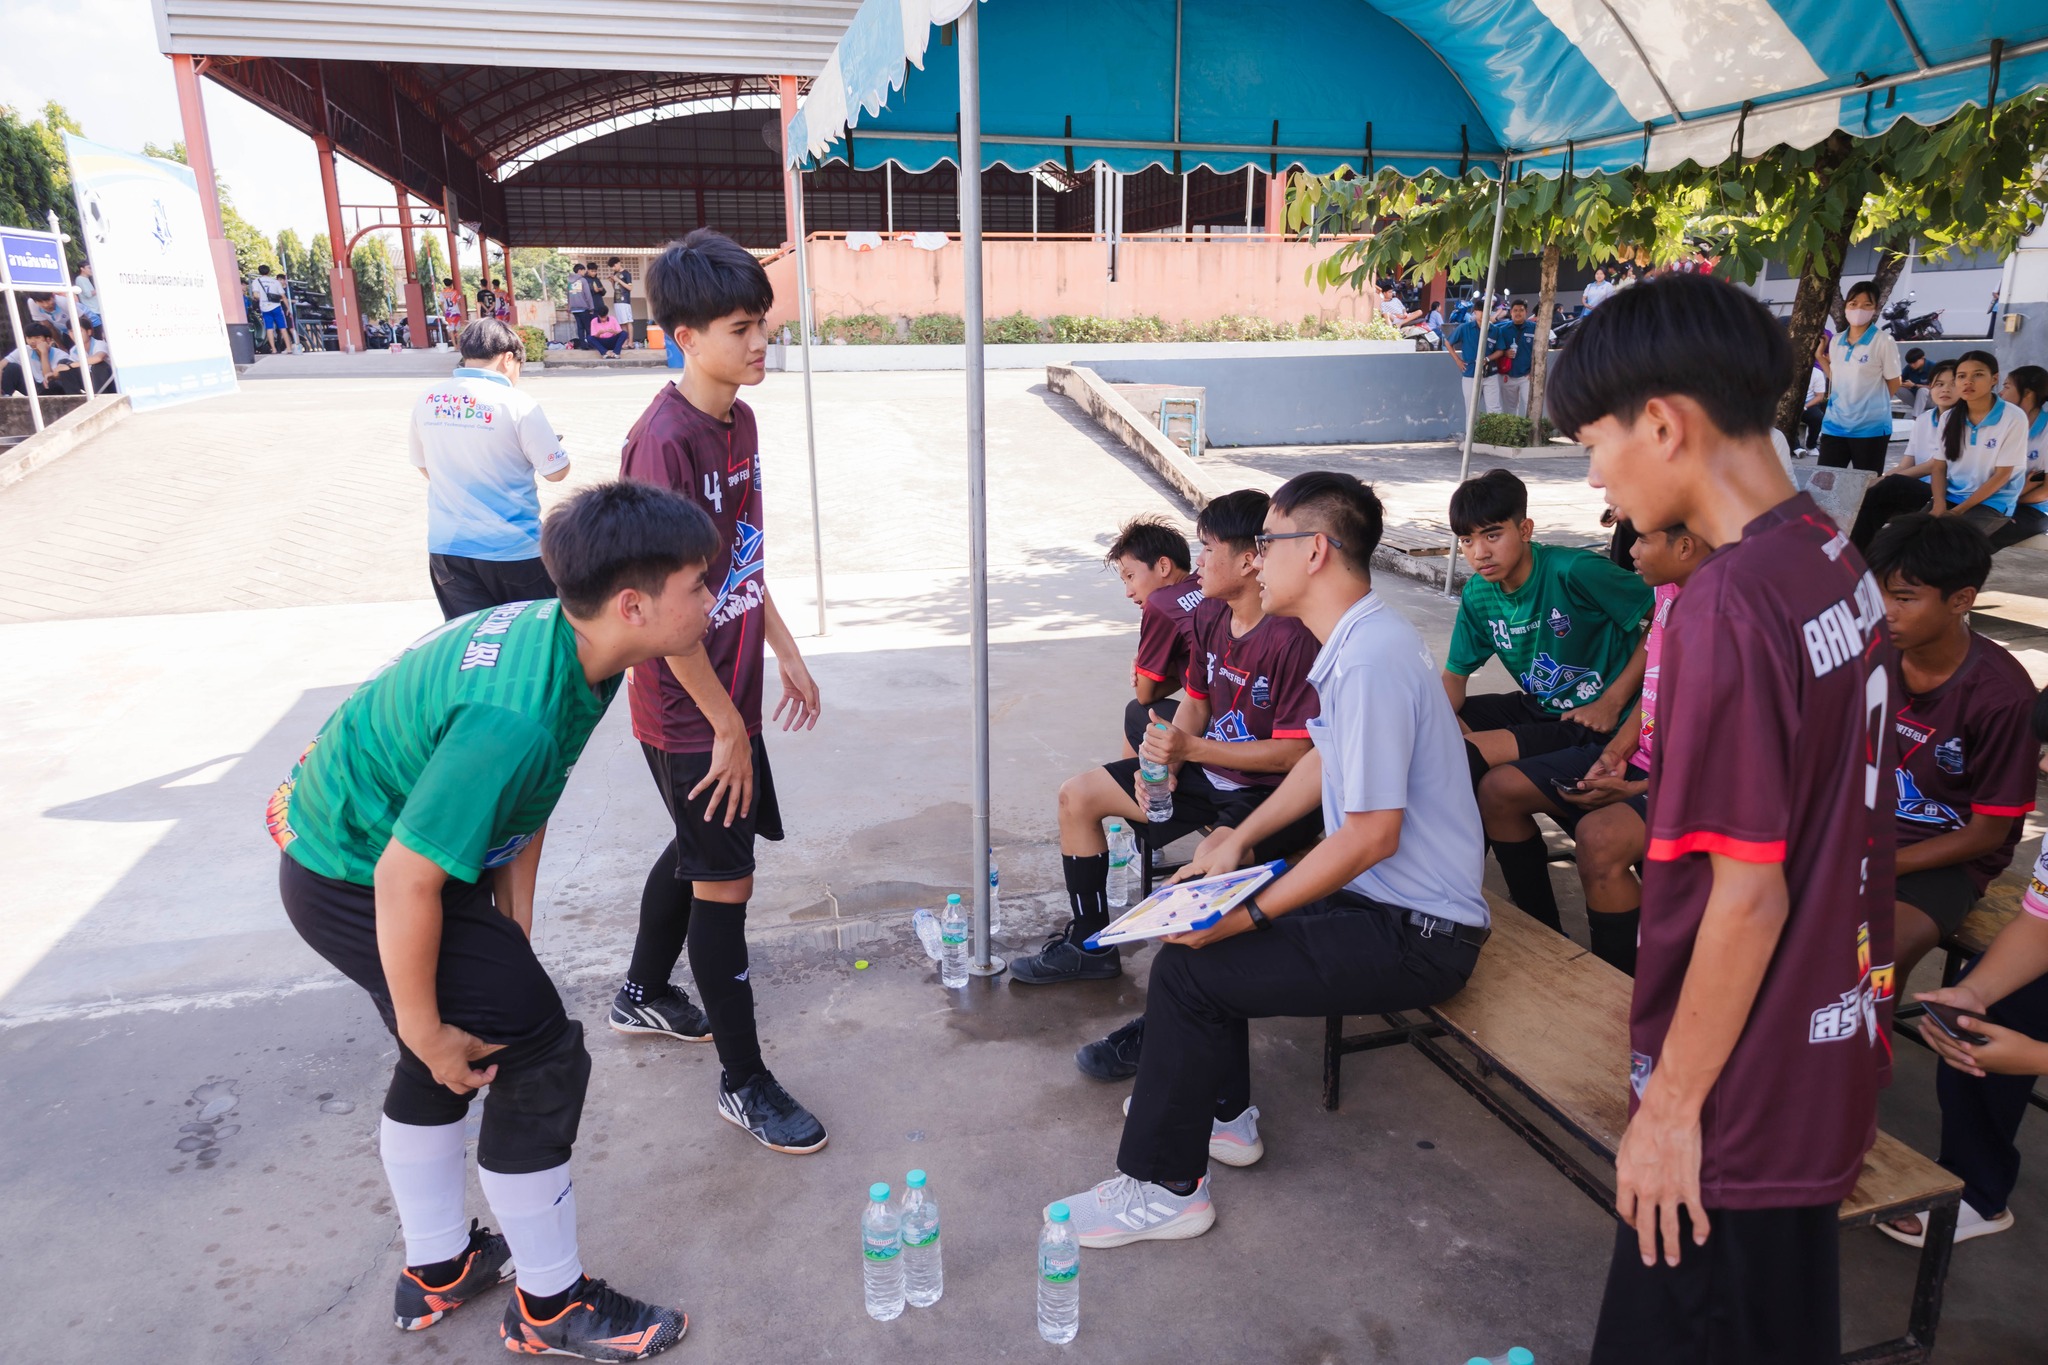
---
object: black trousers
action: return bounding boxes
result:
[1116,892,1479,1183]
[1801,406,1824,451]
[1847,473,1930,551]
[570,309,592,347]
[1936,957,2048,1217]
[428,553,558,620]
[1591,1203,1840,1364]
[1818,433,1891,473]
[1,362,58,398]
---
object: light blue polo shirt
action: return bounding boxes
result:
[1306,591,1489,928]
[1943,397,2031,516]
[1822,323,1902,438]
[407,367,570,561]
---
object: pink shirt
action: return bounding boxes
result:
[1629,582,1678,772]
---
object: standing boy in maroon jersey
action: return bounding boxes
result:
[609,229,829,1157]
[1548,273,1898,1362]
[1106,515,1203,755]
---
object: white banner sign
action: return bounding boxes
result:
[63,134,237,411]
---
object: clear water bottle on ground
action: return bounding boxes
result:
[1138,725,1174,825]
[899,1169,942,1307]
[862,1182,905,1322]
[1037,1203,1080,1343]
[911,907,942,960]
[988,849,1004,937]
[1106,821,1135,908]
[1464,1350,1535,1365]
[940,894,969,988]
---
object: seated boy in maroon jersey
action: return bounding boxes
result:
[1866,513,2038,985]
[1106,515,1203,757]
[1014,490,1322,992]
[1548,273,1898,1364]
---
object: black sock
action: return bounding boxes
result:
[1063,853,1112,943]
[689,896,764,1086]
[1491,835,1561,932]
[1464,739,1491,786]
[626,842,691,993]
[520,1275,589,1321]
[1156,1177,1200,1196]
[408,1248,469,1288]
[1588,908,1640,976]
[1214,1100,1247,1124]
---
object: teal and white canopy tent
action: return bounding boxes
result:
[783,0,2048,971]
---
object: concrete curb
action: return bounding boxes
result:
[0,394,132,489]
[769,338,1412,373]
[1046,364,1225,511]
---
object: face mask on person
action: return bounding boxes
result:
[1845,306,1876,327]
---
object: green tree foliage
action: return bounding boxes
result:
[351,235,398,320]
[510,246,573,305]
[1,102,85,265]
[414,233,448,294]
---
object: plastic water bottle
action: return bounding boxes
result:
[988,849,1003,936]
[1464,1350,1535,1365]
[899,1169,943,1307]
[862,1182,905,1321]
[1138,725,1174,825]
[1037,1203,1080,1343]
[940,894,969,988]
[1106,821,1135,908]
[911,907,942,960]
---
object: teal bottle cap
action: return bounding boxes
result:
[1466,1359,1490,1365]
[1047,1202,1071,1222]
[1508,1351,1534,1365]
[946,893,962,905]
[869,1182,890,1202]
[905,1169,927,1188]
[1108,820,1123,831]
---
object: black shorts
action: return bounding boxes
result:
[1123,696,1181,753]
[429,553,558,621]
[1102,757,1323,860]
[645,734,785,882]
[277,852,586,1173]
[1591,1202,1840,1364]
[1509,742,1648,834]
[1896,864,1979,938]
[1460,690,1617,759]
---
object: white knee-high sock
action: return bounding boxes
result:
[479,1164,582,1297]
[379,1117,471,1268]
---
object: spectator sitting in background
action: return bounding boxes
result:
[587,310,626,358]
[1849,351,2024,551]
[1900,347,1935,417]
[1991,365,2048,549]
[1378,287,1423,331]
[1799,340,1830,456]
[78,323,114,394]
[73,262,100,326]
[2,321,69,397]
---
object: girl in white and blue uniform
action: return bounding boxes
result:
[1818,281,1903,473]
[1993,365,2048,547]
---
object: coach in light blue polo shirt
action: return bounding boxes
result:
[407,318,572,619]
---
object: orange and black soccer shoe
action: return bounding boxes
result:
[500,1276,687,1360]
[394,1220,514,1331]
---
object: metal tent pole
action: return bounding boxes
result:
[791,168,828,636]
[1444,159,1513,596]
[960,2,1003,977]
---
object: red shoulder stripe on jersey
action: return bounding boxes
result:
[1972,801,2035,817]
[1647,830,1787,863]
[1134,665,1169,682]
[1272,728,1311,739]
[1185,685,1210,701]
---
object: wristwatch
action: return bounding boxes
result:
[1243,897,1273,932]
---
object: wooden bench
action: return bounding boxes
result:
[1324,896,1963,1364]
[1888,876,2048,1113]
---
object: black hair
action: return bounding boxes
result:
[442,277,454,287]
[1844,281,1878,306]
[1449,468,1528,536]
[647,228,774,332]
[608,256,621,267]
[1866,512,1992,599]
[1195,489,1270,554]
[1105,515,1191,573]
[1905,347,1927,363]
[1930,358,1958,383]
[257,264,272,275]
[2008,364,2048,412]
[572,262,585,271]
[1510,298,1528,312]
[1545,273,1791,440]
[541,481,720,619]
[1942,350,2004,466]
[1270,470,1384,576]
[458,318,523,362]
[19,321,54,341]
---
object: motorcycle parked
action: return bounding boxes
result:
[1883,293,1945,340]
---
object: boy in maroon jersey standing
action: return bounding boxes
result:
[1548,273,1898,1362]
[609,229,829,1156]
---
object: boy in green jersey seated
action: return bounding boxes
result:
[1441,468,1652,932]
[269,482,716,1360]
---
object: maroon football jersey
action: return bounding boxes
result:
[1892,632,2039,893]
[1135,577,1204,689]
[619,385,765,753]
[1639,493,1897,1209]
[1182,598,1320,789]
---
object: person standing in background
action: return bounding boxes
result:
[608,258,636,349]
[1817,281,1904,473]
[567,263,595,350]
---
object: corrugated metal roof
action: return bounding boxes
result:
[153,0,863,76]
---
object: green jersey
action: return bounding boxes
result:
[268,599,620,885]
[1446,542,1652,714]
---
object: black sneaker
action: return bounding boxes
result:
[608,984,712,1042]
[393,1220,512,1331]
[1076,1016,1145,1081]
[1010,928,1122,985]
[500,1276,686,1360]
[716,1070,828,1154]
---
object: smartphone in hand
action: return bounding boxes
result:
[1921,999,1992,1045]
[1550,777,1585,799]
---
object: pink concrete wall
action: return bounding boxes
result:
[763,236,1373,331]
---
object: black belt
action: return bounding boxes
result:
[1407,910,1491,949]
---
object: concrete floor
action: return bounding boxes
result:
[1,370,2043,1362]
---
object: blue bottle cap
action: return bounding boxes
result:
[1465,1359,1491,1365]
[869,1182,891,1202]
[1108,820,1123,832]
[946,893,962,905]
[905,1169,927,1188]
[1508,1351,1535,1365]
[1046,1202,1071,1222]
